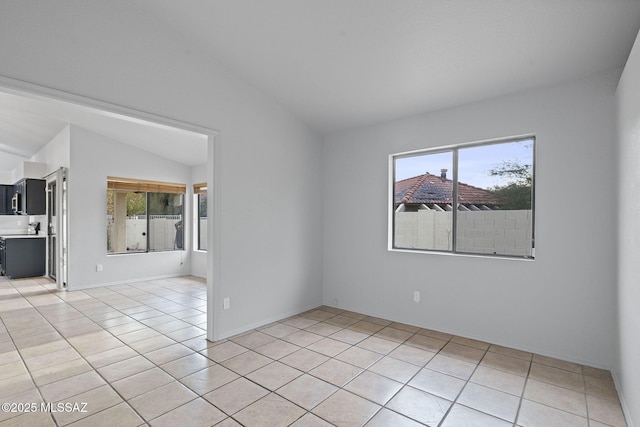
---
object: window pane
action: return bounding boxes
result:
[107,190,147,253]
[198,193,207,251]
[394,151,454,250]
[456,139,534,257]
[148,192,184,251]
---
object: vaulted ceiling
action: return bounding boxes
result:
[1,1,640,175]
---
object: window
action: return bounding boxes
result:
[193,182,207,251]
[391,136,535,258]
[107,177,186,254]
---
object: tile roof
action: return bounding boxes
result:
[395,173,499,207]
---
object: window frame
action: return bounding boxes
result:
[107,177,186,255]
[388,135,536,259]
[193,182,207,252]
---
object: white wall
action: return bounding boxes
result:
[0,1,323,338]
[323,71,619,368]
[616,29,640,427]
[30,125,71,175]
[68,125,191,288]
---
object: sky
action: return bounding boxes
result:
[394,139,534,189]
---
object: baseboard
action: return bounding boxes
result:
[218,302,321,341]
[66,273,185,291]
[612,369,635,427]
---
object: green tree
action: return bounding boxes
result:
[489,160,532,210]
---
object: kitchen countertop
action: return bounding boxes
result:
[0,234,46,239]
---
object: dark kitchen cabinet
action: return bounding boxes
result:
[0,185,13,215]
[0,237,46,279]
[13,179,45,215]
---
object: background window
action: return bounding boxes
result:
[193,183,207,251]
[392,137,534,258]
[107,177,185,254]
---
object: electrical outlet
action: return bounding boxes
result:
[413,291,420,302]
[96,264,103,272]
[223,297,230,310]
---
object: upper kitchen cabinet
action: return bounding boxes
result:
[12,179,45,215]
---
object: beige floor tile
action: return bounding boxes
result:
[1,411,56,426]
[246,361,302,391]
[523,378,587,417]
[457,382,520,422]
[149,397,226,427]
[441,404,512,427]
[344,371,402,405]
[324,314,359,328]
[144,343,194,365]
[97,355,154,382]
[388,322,420,333]
[214,418,242,427]
[17,339,71,360]
[517,399,589,427]
[470,365,526,396]
[529,363,584,392]
[427,354,477,380]
[52,384,123,426]
[129,381,197,421]
[67,331,123,356]
[583,366,613,381]
[480,351,531,377]
[84,346,139,369]
[340,311,368,320]
[259,322,300,338]
[0,388,43,423]
[200,341,247,362]
[408,368,465,401]
[128,335,176,353]
[221,350,272,376]
[32,358,94,387]
[180,364,239,395]
[313,389,380,427]
[388,344,435,367]
[335,346,383,369]
[117,327,161,345]
[386,386,451,426]
[532,354,583,374]
[374,327,414,343]
[441,342,486,364]
[329,328,369,345]
[309,359,363,387]
[203,377,269,415]
[280,348,329,372]
[406,334,448,352]
[277,374,338,410]
[368,356,420,383]
[350,321,385,335]
[290,412,334,426]
[235,393,306,427]
[488,344,533,361]
[24,347,82,372]
[304,322,343,337]
[365,408,424,427]
[230,331,276,349]
[450,336,490,350]
[111,367,175,399]
[0,360,28,381]
[302,309,337,322]
[417,328,453,341]
[0,373,36,400]
[306,337,351,357]
[282,316,320,329]
[587,395,628,427]
[160,353,214,379]
[357,336,400,354]
[282,330,324,347]
[39,371,106,402]
[585,375,620,401]
[66,402,143,427]
[254,339,300,360]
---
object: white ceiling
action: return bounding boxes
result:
[1,1,640,174]
[134,0,640,132]
[0,90,208,173]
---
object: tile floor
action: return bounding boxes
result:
[0,275,628,427]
